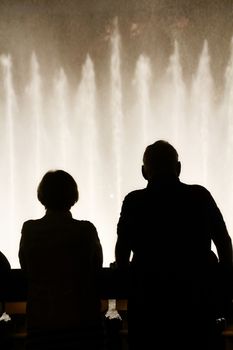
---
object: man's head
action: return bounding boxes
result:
[142,140,181,181]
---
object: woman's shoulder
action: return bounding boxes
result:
[72,219,97,232]
[0,251,11,271]
[22,218,43,226]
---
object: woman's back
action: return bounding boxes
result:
[19,211,103,330]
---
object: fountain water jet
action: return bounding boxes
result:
[0,55,17,260]
[134,54,151,149]
[74,55,98,220]
[26,53,42,183]
[111,18,124,214]
[166,41,186,147]
[191,40,214,186]
[54,68,70,169]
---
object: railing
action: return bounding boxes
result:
[2,268,128,300]
[1,269,233,350]
[0,268,129,349]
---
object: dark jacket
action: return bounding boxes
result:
[19,210,103,331]
[116,178,233,312]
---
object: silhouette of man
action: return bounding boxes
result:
[115,140,233,350]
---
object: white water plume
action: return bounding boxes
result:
[134,54,151,149]
[166,41,186,148]
[190,40,214,186]
[110,18,123,214]
[0,55,17,259]
[26,53,43,183]
[53,68,70,169]
[74,55,98,220]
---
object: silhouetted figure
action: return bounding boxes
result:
[0,251,11,310]
[0,251,11,348]
[19,170,105,350]
[115,140,233,350]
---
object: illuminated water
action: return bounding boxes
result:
[0,21,233,267]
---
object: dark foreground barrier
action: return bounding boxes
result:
[1,269,233,350]
[0,268,129,350]
[3,268,129,302]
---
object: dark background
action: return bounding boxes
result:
[0,0,232,91]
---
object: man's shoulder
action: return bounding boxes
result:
[123,188,147,201]
[120,188,150,212]
[122,183,213,203]
[180,182,214,203]
[180,181,211,194]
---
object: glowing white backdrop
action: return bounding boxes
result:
[0,18,233,267]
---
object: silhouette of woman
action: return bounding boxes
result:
[19,170,104,350]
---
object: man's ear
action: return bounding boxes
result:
[142,165,148,180]
[176,161,181,177]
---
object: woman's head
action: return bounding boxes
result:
[37,170,79,210]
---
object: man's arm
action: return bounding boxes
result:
[18,223,28,272]
[207,191,233,307]
[115,196,132,270]
[208,194,233,268]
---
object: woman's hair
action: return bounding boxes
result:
[37,170,79,210]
